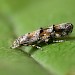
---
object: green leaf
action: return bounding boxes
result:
[0,0,75,75]
[0,8,50,75]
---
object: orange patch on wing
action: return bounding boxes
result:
[40,29,51,39]
[40,30,50,36]
[28,31,35,39]
[54,25,61,31]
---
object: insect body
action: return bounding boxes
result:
[11,23,73,49]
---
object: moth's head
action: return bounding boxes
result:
[64,23,73,34]
[60,23,73,36]
[53,23,73,38]
[54,23,73,36]
[10,39,20,49]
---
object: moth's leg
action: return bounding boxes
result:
[22,42,42,49]
[31,44,42,50]
[52,33,64,43]
[53,40,64,43]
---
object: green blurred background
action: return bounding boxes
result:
[0,0,75,75]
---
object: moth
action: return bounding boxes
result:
[11,23,73,49]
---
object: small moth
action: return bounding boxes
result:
[11,23,73,49]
